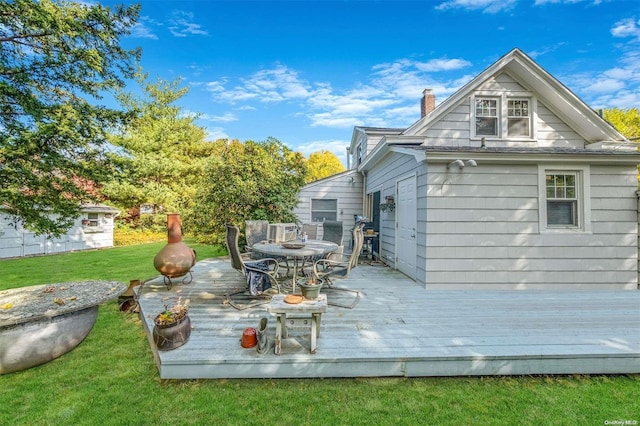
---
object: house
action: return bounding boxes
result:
[0,204,119,259]
[295,48,640,290]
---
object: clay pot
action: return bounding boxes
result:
[241,327,257,348]
[153,214,196,278]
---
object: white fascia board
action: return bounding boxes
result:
[423,150,640,166]
[358,136,424,172]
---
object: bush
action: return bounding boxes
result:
[114,228,165,246]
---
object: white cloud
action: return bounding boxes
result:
[204,127,229,142]
[168,11,208,37]
[611,17,640,42]
[435,0,517,14]
[294,139,351,166]
[241,65,311,102]
[199,112,238,123]
[199,54,476,131]
[584,78,625,93]
[204,65,311,103]
[534,0,603,5]
[415,58,472,72]
[129,21,158,40]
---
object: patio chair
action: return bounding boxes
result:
[311,223,364,309]
[245,220,269,255]
[301,223,318,240]
[322,221,344,245]
[224,224,281,310]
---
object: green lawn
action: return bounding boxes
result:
[0,243,638,425]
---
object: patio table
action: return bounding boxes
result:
[252,240,338,292]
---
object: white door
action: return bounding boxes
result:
[396,175,417,279]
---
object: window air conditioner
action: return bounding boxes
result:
[267,223,297,243]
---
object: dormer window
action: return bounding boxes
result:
[473,94,533,139]
[475,98,498,136]
[507,99,530,137]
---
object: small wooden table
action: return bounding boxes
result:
[267,294,328,355]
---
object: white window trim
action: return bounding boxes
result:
[471,92,536,141]
[506,98,531,138]
[538,165,591,233]
[310,198,339,223]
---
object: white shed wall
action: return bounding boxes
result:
[0,211,116,259]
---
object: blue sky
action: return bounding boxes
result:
[101,0,640,165]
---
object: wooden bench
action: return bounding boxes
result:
[267,294,327,355]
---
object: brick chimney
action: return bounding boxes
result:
[421,89,435,118]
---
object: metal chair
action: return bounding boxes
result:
[301,223,318,240]
[312,224,364,309]
[322,221,344,245]
[224,224,280,310]
[245,220,269,251]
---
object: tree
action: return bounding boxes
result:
[603,108,640,141]
[102,73,213,229]
[305,150,346,183]
[189,138,307,244]
[0,0,140,235]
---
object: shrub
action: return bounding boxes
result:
[114,229,165,246]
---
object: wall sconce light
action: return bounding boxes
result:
[447,159,465,169]
[447,159,478,170]
[348,176,355,184]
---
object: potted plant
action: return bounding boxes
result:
[298,275,323,300]
[152,297,191,351]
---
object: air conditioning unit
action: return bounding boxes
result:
[267,223,297,243]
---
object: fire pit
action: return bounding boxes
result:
[0,281,125,374]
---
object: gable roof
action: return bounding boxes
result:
[403,48,627,145]
[349,126,404,153]
[302,169,359,189]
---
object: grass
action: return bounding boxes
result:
[1,243,638,425]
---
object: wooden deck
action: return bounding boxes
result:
[137,258,640,379]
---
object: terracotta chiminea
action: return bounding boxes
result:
[153,213,196,289]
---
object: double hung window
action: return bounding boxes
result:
[474,95,532,139]
[475,98,498,136]
[507,99,530,137]
[545,173,578,227]
[539,166,590,232]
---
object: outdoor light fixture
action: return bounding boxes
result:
[447,159,465,169]
[447,159,478,170]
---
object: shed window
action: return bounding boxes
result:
[311,199,337,222]
[87,213,100,227]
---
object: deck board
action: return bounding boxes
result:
[137,258,640,379]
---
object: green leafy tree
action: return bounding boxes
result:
[0,0,140,235]
[603,108,640,141]
[305,149,346,183]
[102,73,214,230]
[189,138,307,244]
